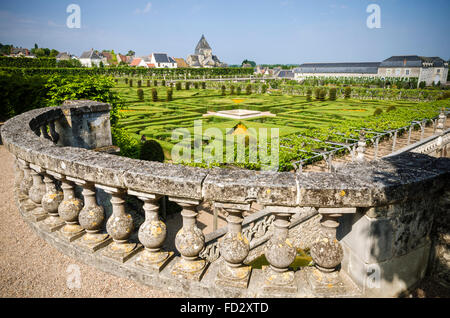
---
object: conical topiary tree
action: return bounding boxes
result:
[140,140,165,163]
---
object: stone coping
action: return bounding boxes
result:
[2,101,450,208]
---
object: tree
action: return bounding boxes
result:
[140,140,165,163]
[152,88,158,101]
[241,59,256,67]
[127,50,135,56]
[137,88,144,101]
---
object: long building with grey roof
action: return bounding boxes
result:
[293,55,448,86]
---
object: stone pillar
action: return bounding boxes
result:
[171,197,207,281]
[19,160,33,197]
[263,208,297,293]
[13,158,24,190]
[57,176,85,241]
[436,108,446,157]
[28,165,48,221]
[75,180,111,252]
[40,173,64,232]
[215,202,252,288]
[102,187,140,262]
[131,191,174,272]
[355,130,366,162]
[310,211,343,272]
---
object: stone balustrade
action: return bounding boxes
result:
[1,100,449,297]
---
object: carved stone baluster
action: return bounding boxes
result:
[171,197,208,281]
[74,179,111,252]
[28,165,48,221]
[306,208,356,296]
[436,108,446,156]
[40,172,64,232]
[215,202,252,288]
[55,175,85,241]
[131,191,174,272]
[19,159,33,197]
[13,158,24,190]
[263,208,297,293]
[102,186,141,262]
[310,212,343,273]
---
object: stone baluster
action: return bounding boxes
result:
[101,186,140,262]
[48,121,60,143]
[391,130,398,152]
[263,207,298,293]
[171,197,207,281]
[407,126,412,145]
[54,175,85,241]
[27,165,48,221]
[310,211,343,273]
[373,137,380,160]
[19,159,33,197]
[40,172,64,232]
[13,158,24,190]
[130,191,174,272]
[436,108,446,135]
[40,125,51,140]
[355,130,366,162]
[74,179,111,252]
[215,202,252,288]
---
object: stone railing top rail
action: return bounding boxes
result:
[2,101,450,208]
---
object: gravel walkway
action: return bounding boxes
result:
[0,145,178,298]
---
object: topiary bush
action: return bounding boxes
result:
[162,80,166,87]
[140,139,165,163]
[137,80,142,87]
[176,82,182,90]
[318,88,327,101]
[230,85,235,95]
[236,86,241,95]
[137,88,144,101]
[261,84,267,94]
[125,78,129,84]
[129,79,133,87]
[221,85,226,96]
[146,80,151,87]
[373,108,383,116]
[152,88,158,102]
[185,82,190,90]
[246,84,252,95]
[306,89,312,102]
[194,82,199,89]
[154,80,158,86]
[314,87,321,100]
[329,87,337,101]
[167,88,173,101]
[201,82,206,89]
[386,105,396,112]
[344,87,352,99]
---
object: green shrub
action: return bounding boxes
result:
[147,80,151,87]
[261,84,267,94]
[140,140,165,163]
[167,88,173,101]
[125,78,129,84]
[162,80,166,86]
[221,85,226,96]
[246,84,252,95]
[230,85,235,95]
[154,80,158,86]
[152,88,158,102]
[201,82,206,89]
[185,82,190,90]
[386,105,396,112]
[176,82,182,90]
[329,87,337,101]
[314,88,321,100]
[318,89,327,101]
[306,89,312,102]
[344,87,352,99]
[373,108,383,116]
[194,82,199,89]
[236,86,241,95]
[111,127,140,159]
[137,88,144,101]
[129,79,133,87]
[137,80,142,87]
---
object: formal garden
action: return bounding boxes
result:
[1,57,449,172]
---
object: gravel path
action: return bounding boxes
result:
[0,145,178,298]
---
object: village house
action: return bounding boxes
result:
[79,49,104,67]
[148,53,177,68]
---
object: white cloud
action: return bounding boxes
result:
[135,2,152,14]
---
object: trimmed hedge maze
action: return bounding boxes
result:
[114,81,447,171]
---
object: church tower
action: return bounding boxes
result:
[195,34,212,57]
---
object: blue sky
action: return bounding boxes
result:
[0,0,448,64]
